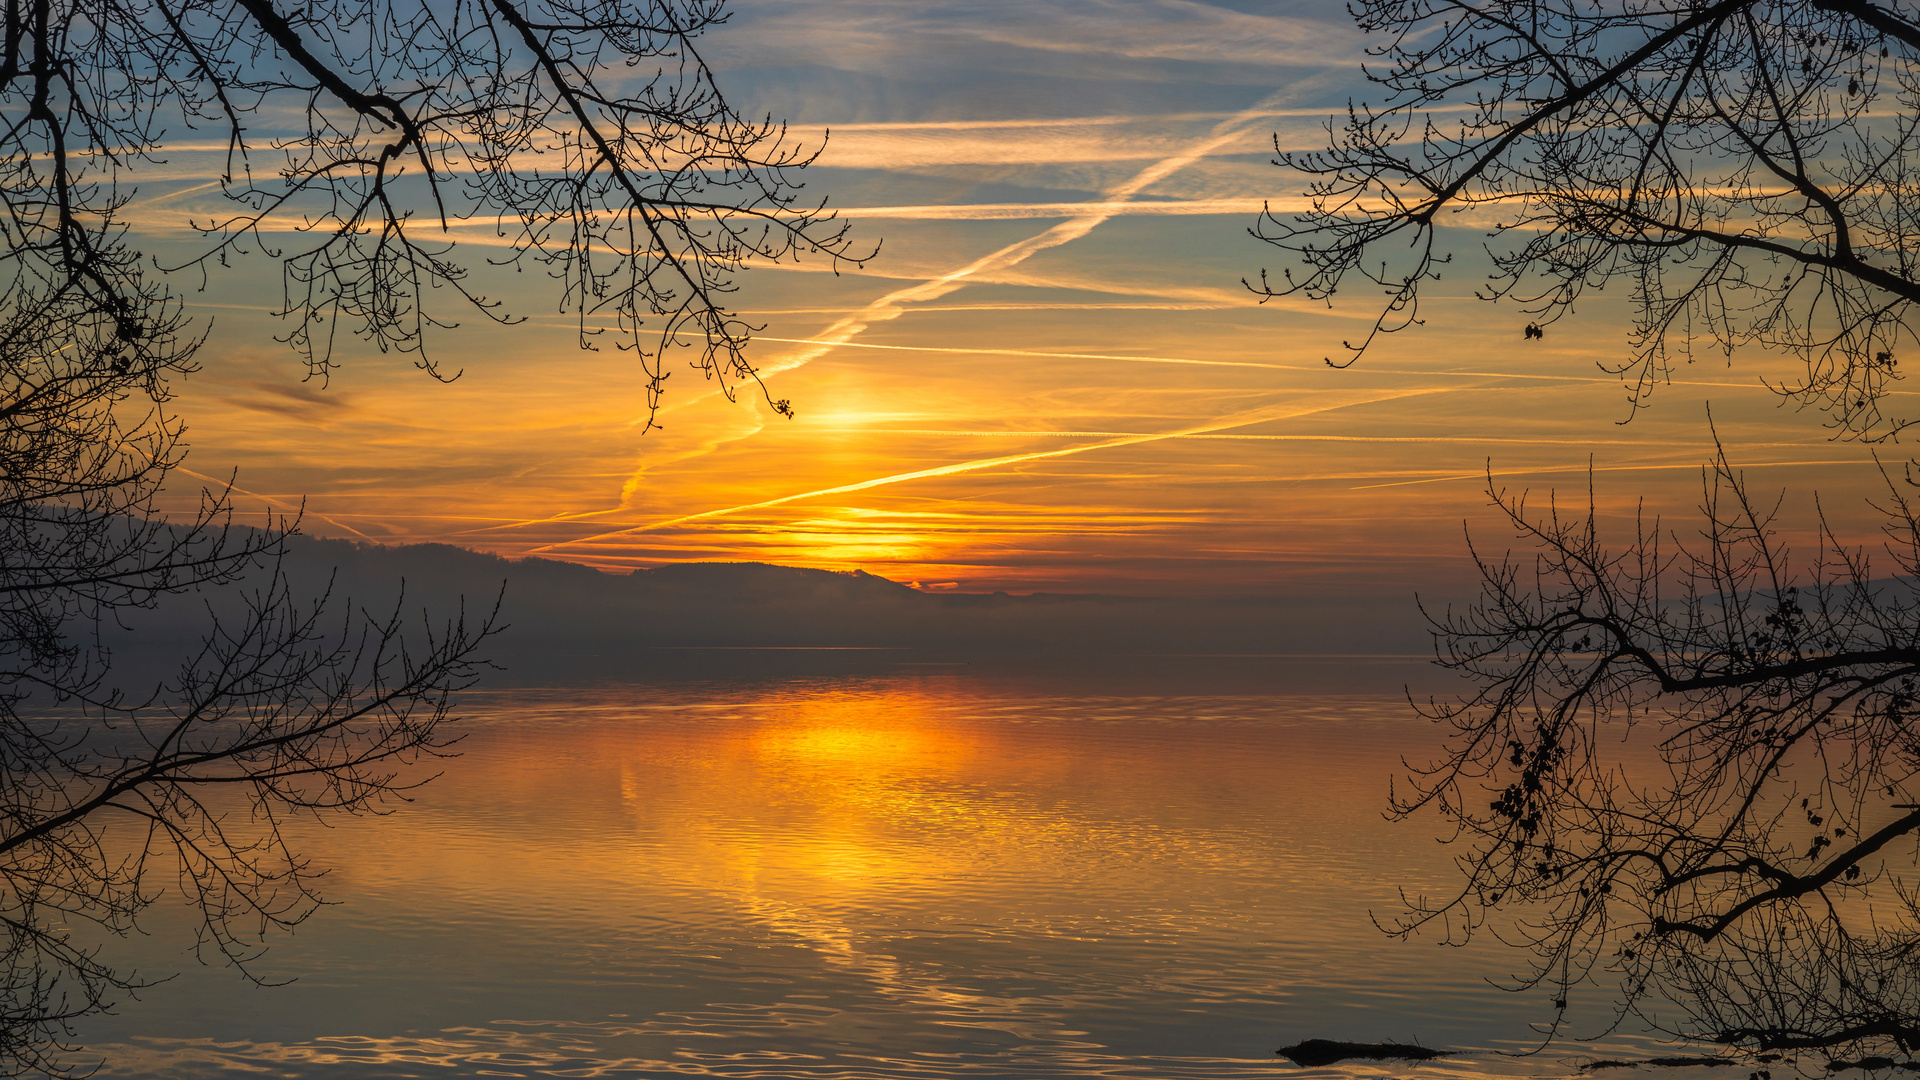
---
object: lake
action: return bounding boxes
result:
[72,663,1712,1078]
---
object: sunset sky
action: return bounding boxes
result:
[141,0,1899,598]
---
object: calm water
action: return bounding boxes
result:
[72,670,1703,1078]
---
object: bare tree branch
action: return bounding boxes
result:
[1256,0,1920,436]
[1401,446,1920,1055]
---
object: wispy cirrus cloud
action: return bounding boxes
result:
[807,198,1276,219]
[146,0,1876,596]
[735,89,1304,385]
[713,0,1363,72]
[211,380,364,426]
[799,115,1290,170]
[538,387,1446,553]
[966,0,1363,66]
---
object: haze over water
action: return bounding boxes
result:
[76,670,1709,1079]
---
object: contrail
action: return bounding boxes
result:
[807,429,1832,449]
[747,335,1788,388]
[741,89,1298,388]
[1353,457,1876,490]
[817,198,1275,220]
[487,88,1309,544]
[530,388,1445,552]
[751,335,1293,371]
[166,466,375,541]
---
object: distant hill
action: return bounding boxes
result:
[97,532,1442,687]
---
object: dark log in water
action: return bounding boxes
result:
[1275,1039,1443,1067]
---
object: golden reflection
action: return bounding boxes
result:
[753,719,956,770]
[227,683,1558,1079]
[660,694,994,893]
[317,684,1459,993]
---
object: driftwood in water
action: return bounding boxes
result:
[1275,1039,1443,1067]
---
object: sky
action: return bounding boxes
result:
[140,0,1905,598]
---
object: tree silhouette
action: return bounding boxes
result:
[0,0,855,1072]
[20,0,864,421]
[1260,0,1920,1059]
[1400,452,1920,1057]
[1252,0,1920,436]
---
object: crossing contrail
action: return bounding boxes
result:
[529,388,1444,553]
[476,89,1313,545]
[740,89,1301,388]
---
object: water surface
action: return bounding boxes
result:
[75,670,1707,1078]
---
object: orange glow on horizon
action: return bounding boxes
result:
[133,4,1896,597]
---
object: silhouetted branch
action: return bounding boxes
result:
[8,0,867,425]
[1399,444,1920,1054]
[1257,0,1920,436]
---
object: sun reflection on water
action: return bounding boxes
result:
[77,680,1703,1079]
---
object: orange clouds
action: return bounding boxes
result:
[137,7,1895,596]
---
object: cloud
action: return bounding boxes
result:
[805,429,1827,450]
[120,187,1296,249]
[531,386,1447,552]
[167,463,375,541]
[967,0,1364,66]
[126,197,1301,238]
[800,117,1277,170]
[1352,456,1876,491]
[814,198,1276,219]
[211,380,362,426]
[729,88,1305,393]
[712,0,1363,73]
[753,335,1296,371]
[744,335,1799,390]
